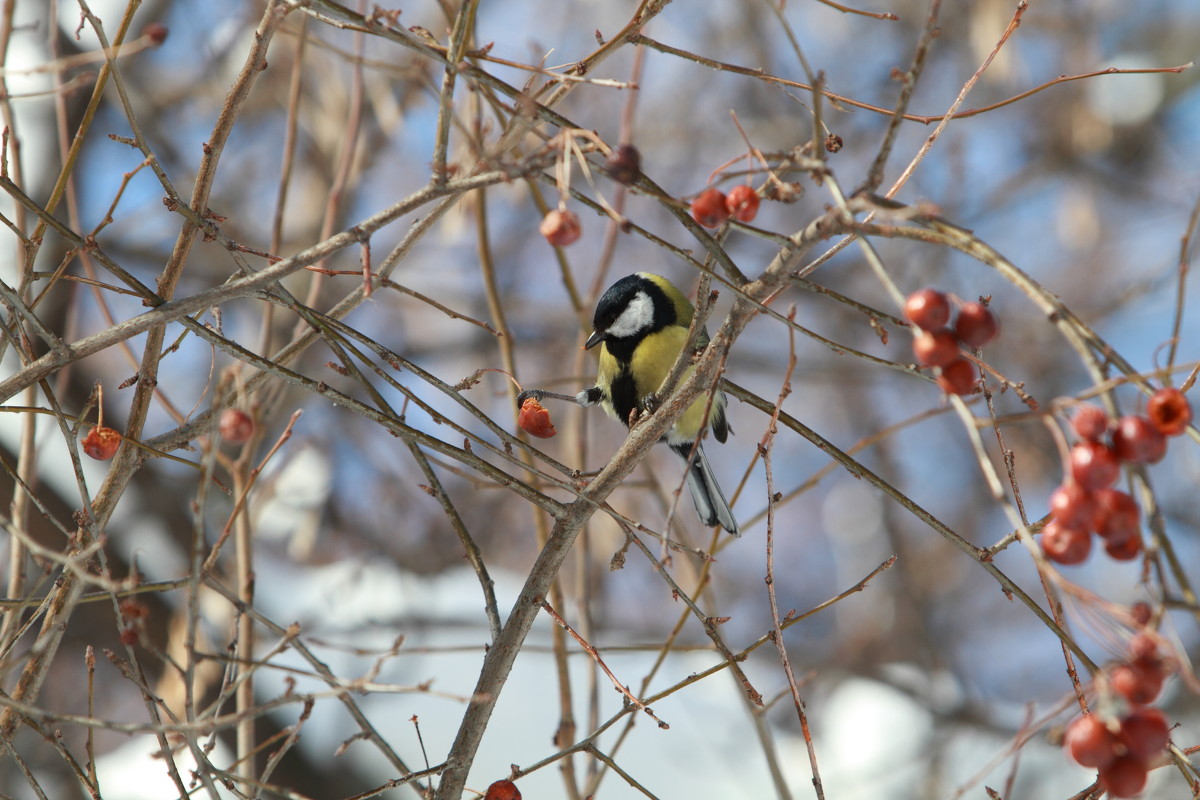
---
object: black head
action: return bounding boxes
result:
[585,273,678,352]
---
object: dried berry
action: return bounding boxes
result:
[540,209,582,247]
[724,185,760,223]
[518,397,557,438]
[690,188,729,228]
[1146,387,1192,436]
[82,426,121,460]
[605,143,641,185]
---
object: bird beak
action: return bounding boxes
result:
[584,330,605,350]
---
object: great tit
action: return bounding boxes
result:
[576,272,739,535]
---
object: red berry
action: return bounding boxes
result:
[913,328,960,367]
[1130,602,1153,627]
[1064,714,1118,769]
[219,408,255,444]
[1103,530,1143,561]
[690,188,729,228]
[1093,488,1140,541]
[1099,754,1149,798]
[518,397,557,438]
[484,780,522,800]
[142,22,169,46]
[724,185,760,223]
[954,302,999,348]
[1111,662,1165,706]
[1111,415,1167,464]
[82,426,121,460]
[1049,483,1097,529]
[605,143,641,185]
[119,598,149,621]
[540,209,582,247]
[1071,403,1110,442]
[1041,520,1092,565]
[904,288,951,331]
[1118,707,1170,762]
[1069,442,1120,490]
[1146,387,1192,436]
[1128,632,1158,663]
[937,358,977,396]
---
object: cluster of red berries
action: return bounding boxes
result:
[1041,389,1192,566]
[903,288,998,396]
[539,143,767,246]
[1064,624,1175,797]
[689,184,760,228]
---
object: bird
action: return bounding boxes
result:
[574,272,738,535]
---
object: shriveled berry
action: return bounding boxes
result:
[1111,661,1165,706]
[1112,415,1167,464]
[1099,753,1149,798]
[690,188,729,228]
[724,185,760,223]
[913,328,960,367]
[484,779,522,800]
[1069,442,1120,490]
[540,209,582,247]
[518,397,557,438]
[1049,483,1097,529]
[82,426,121,460]
[904,288,951,331]
[219,408,255,444]
[1041,520,1092,565]
[1146,387,1192,436]
[954,302,999,348]
[1071,403,1110,442]
[1118,707,1170,762]
[937,358,977,396]
[1064,714,1118,769]
[605,144,641,185]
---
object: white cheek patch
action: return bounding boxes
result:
[606,291,654,338]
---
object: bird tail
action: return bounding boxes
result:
[674,443,739,536]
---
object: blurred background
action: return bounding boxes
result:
[1,0,1199,797]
